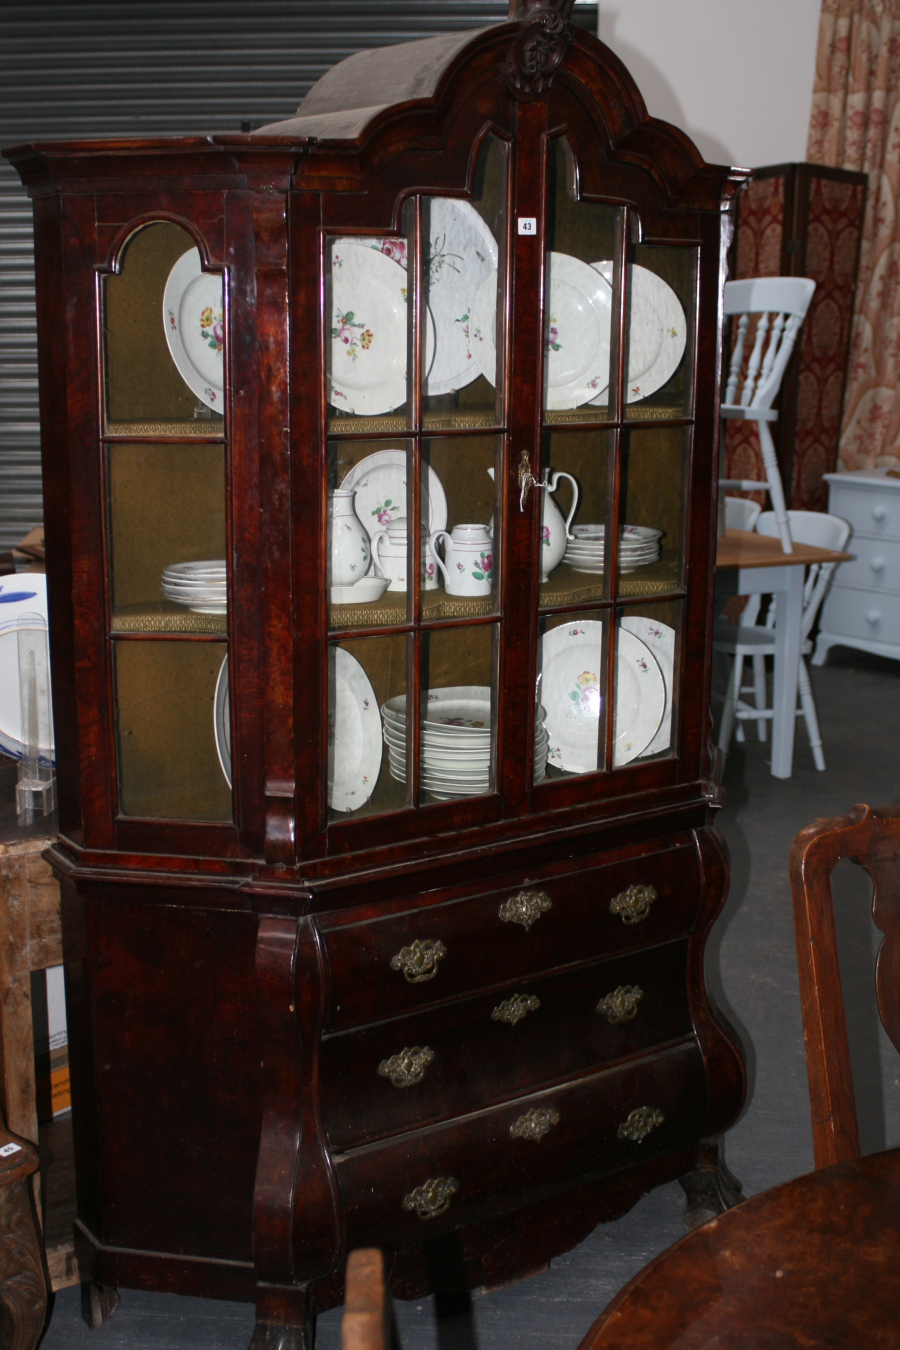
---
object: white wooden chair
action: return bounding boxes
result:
[714,509,851,771]
[720,277,817,554]
[724,496,763,533]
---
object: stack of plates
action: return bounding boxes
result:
[161,561,227,614]
[564,525,662,575]
[382,685,549,798]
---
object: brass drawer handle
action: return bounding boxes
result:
[390,938,447,983]
[499,889,552,929]
[609,884,657,924]
[402,1176,459,1220]
[378,1046,435,1088]
[597,984,643,1025]
[492,992,540,1025]
[617,1106,665,1143]
[510,1106,560,1143]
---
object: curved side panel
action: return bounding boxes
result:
[253,916,302,1286]
[291,920,342,1283]
[689,825,746,1138]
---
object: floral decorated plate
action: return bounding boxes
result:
[620,615,675,757]
[163,249,225,414]
[590,263,687,404]
[540,621,664,771]
[335,204,498,398]
[340,450,448,540]
[469,253,612,409]
[214,655,231,786]
[329,244,435,415]
[0,574,54,763]
[328,646,382,812]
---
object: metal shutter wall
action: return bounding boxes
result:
[0,1,597,550]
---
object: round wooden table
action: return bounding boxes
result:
[578,1148,900,1348]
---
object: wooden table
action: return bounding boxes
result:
[0,814,78,1291]
[716,529,852,779]
[579,1147,900,1348]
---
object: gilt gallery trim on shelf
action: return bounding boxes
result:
[5,2,747,1344]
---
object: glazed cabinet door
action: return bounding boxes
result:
[305,96,718,855]
[68,191,271,858]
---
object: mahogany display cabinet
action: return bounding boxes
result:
[5,3,747,1344]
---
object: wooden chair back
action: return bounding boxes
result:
[723,277,816,413]
[342,1249,399,1350]
[790,803,900,1169]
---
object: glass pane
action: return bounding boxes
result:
[423,436,499,619]
[326,218,411,434]
[104,222,226,432]
[625,244,696,418]
[543,138,622,422]
[328,634,407,820]
[108,442,226,636]
[537,612,608,779]
[328,439,414,629]
[422,135,509,429]
[418,624,497,804]
[615,600,683,761]
[539,429,613,609]
[114,640,231,820]
[618,427,687,600]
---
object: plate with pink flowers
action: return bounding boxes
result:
[163,248,225,414]
[340,449,448,540]
[540,620,664,772]
[329,244,435,415]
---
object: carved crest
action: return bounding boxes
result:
[505,0,577,101]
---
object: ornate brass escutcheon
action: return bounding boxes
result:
[609,884,658,925]
[402,1176,460,1220]
[492,992,541,1025]
[390,938,447,983]
[597,984,643,1026]
[499,889,552,930]
[378,1046,435,1088]
[617,1106,665,1143]
[510,1106,560,1143]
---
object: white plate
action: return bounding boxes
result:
[163,250,225,414]
[591,262,687,404]
[328,647,382,812]
[0,575,53,763]
[214,655,231,786]
[541,621,664,771]
[621,615,675,757]
[328,244,435,415]
[571,525,663,543]
[340,451,448,546]
[469,253,612,409]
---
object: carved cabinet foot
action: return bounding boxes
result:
[679,1136,744,1230]
[81,1281,120,1330]
[249,1318,316,1350]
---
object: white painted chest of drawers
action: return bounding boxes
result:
[814,467,900,665]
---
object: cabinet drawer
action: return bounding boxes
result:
[335,1043,706,1246]
[321,939,692,1150]
[828,483,900,540]
[827,535,900,594]
[820,585,900,644]
[318,842,702,1031]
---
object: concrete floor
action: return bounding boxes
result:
[39,645,900,1349]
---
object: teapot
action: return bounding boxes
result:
[429,523,493,597]
[370,517,438,592]
[487,466,579,582]
[328,488,371,586]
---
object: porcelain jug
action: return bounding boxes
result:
[486,465,578,582]
[370,518,438,592]
[328,489,371,586]
[430,523,494,597]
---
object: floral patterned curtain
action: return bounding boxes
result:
[807,0,900,470]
